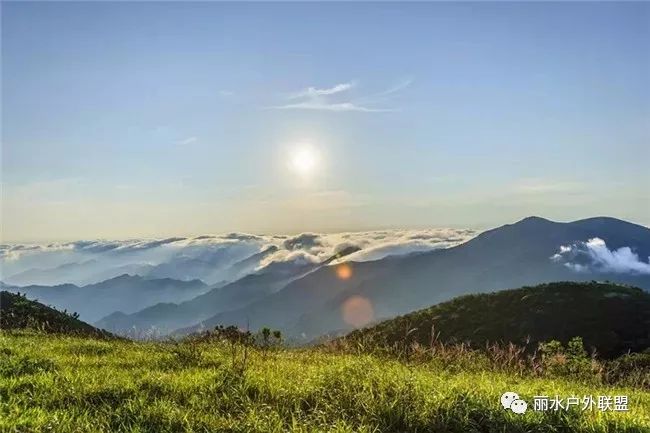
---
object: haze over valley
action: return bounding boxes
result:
[3,216,649,340]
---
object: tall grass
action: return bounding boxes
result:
[1,331,648,432]
[327,330,650,390]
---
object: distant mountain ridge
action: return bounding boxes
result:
[3,260,156,287]
[96,246,361,334]
[1,241,270,287]
[177,216,650,340]
[2,275,209,322]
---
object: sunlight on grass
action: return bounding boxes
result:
[1,331,648,433]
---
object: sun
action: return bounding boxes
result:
[289,146,319,176]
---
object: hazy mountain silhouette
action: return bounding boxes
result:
[3,245,282,289]
[3,260,100,286]
[178,217,650,339]
[3,275,208,322]
[145,248,249,284]
[218,245,279,282]
[96,246,361,334]
[3,260,157,287]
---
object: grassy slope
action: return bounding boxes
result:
[344,282,650,358]
[1,332,649,433]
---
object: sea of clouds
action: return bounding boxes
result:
[0,228,477,287]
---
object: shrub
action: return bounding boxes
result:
[604,352,650,389]
[539,337,600,382]
[170,342,203,368]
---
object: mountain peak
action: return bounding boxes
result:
[515,216,553,225]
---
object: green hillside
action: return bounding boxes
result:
[2,283,650,432]
[0,291,115,339]
[343,282,650,358]
[1,332,649,432]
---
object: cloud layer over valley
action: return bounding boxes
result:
[1,228,476,287]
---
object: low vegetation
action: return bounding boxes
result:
[2,282,649,432]
[342,282,650,358]
[328,334,650,390]
[1,331,649,432]
[0,291,116,339]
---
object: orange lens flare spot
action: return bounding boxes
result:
[341,295,374,328]
[335,263,353,280]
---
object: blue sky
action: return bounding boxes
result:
[2,2,649,242]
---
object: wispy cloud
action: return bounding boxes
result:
[287,82,355,99]
[177,136,198,145]
[355,77,414,103]
[271,101,395,113]
[269,79,411,113]
[378,77,413,97]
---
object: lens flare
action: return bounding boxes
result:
[335,263,353,280]
[341,295,374,328]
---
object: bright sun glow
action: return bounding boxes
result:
[289,146,319,176]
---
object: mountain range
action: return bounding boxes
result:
[1,275,209,322]
[176,216,650,340]
[4,216,650,341]
[287,216,650,339]
[96,246,360,334]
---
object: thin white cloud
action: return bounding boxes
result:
[378,77,413,97]
[288,82,355,99]
[177,136,198,145]
[270,79,409,113]
[270,102,396,113]
[354,77,414,104]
